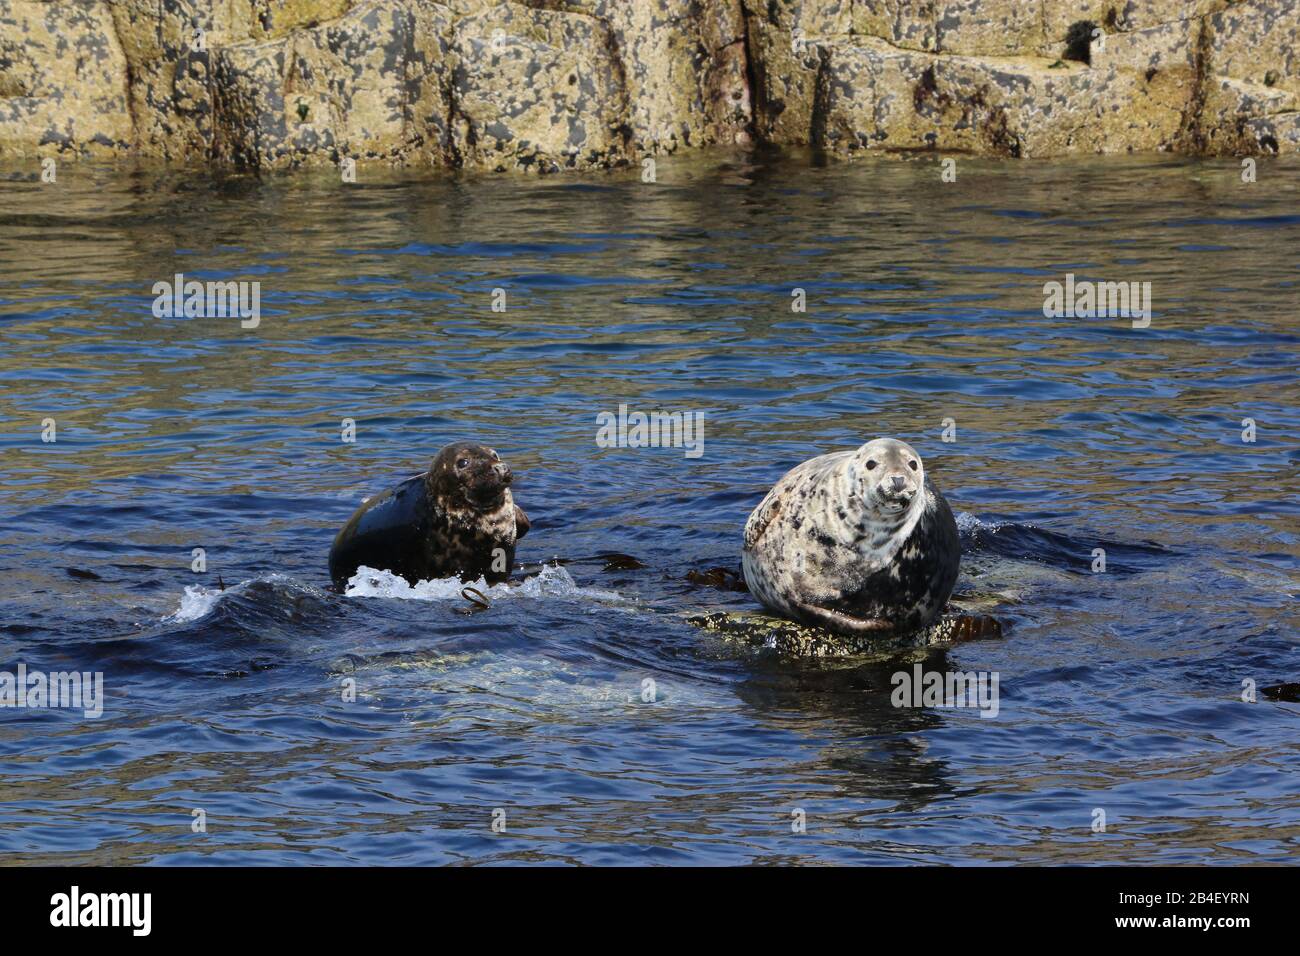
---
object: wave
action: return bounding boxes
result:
[163,572,326,624]
[956,512,1170,574]
[162,564,626,625]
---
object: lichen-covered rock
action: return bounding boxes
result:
[0,0,133,158]
[815,37,1187,157]
[212,0,450,168]
[1040,0,1109,46]
[1095,16,1201,73]
[251,0,358,40]
[1108,0,1231,33]
[598,0,752,153]
[1244,108,1300,151]
[448,2,629,171]
[849,0,1049,57]
[933,0,1047,57]
[1197,75,1298,152]
[108,0,265,161]
[1209,0,1298,95]
[741,0,825,145]
[0,0,1297,166]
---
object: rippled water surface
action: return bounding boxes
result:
[1,152,1297,865]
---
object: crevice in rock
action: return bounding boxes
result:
[808,42,832,151]
[444,54,465,168]
[106,8,140,151]
[737,7,761,145]
[399,8,415,162]
[597,17,634,162]
[1176,14,1215,153]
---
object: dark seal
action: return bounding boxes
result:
[329,442,529,590]
[741,438,959,637]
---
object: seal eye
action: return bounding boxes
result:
[865,460,877,471]
[456,458,469,469]
[908,460,918,471]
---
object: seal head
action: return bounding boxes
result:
[329,442,529,590]
[854,437,924,520]
[428,442,515,512]
[741,437,959,637]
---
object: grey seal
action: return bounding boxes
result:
[741,438,959,636]
[329,442,529,590]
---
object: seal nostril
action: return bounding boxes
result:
[891,476,906,491]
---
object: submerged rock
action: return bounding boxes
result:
[0,0,1296,166]
[688,607,1003,658]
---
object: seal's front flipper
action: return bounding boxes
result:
[514,505,530,540]
[792,601,893,637]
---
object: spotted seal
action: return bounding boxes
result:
[741,438,959,637]
[329,442,529,590]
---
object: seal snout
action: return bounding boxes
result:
[466,457,512,507]
[884,473,914,504]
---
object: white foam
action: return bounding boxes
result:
[343,563,622,605]
[162,565,623,624]
[165,584,223,623]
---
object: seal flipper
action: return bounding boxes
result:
[514,504,530,540]
[791,601,894,636]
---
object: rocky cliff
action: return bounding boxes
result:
[0,0,1295,169]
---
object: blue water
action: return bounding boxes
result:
[1,152,1297,864]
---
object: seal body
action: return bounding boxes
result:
[329,442,529,590]
[741,438,959,636]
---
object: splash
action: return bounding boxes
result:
[343,563,623,604]
[162,573,328,623]
[166,584,223,623]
